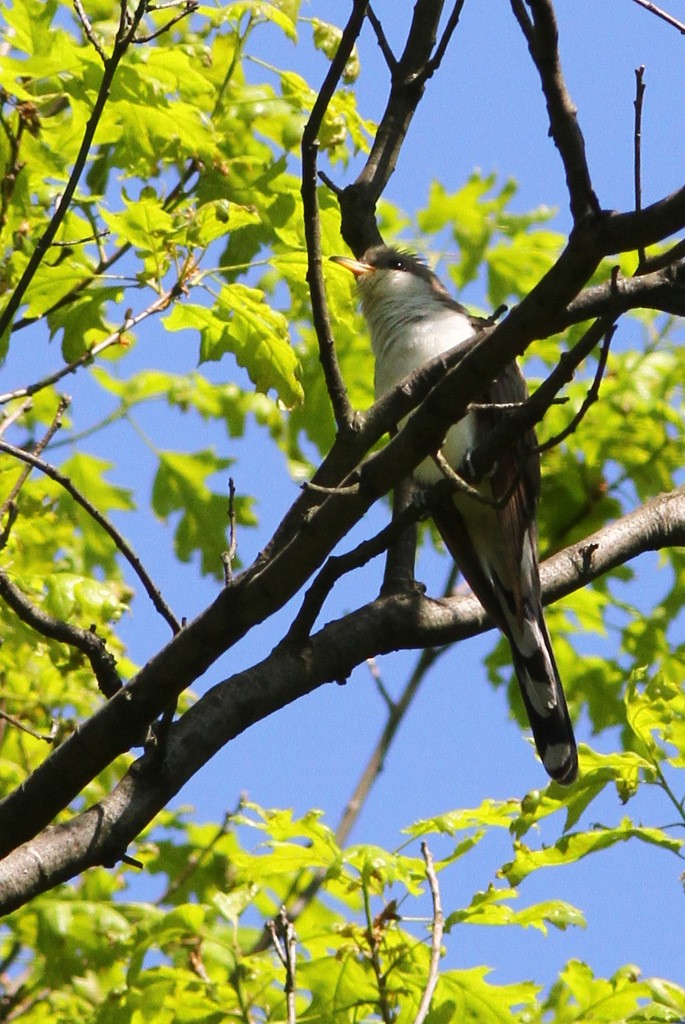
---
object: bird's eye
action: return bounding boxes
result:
[388,258,406,271]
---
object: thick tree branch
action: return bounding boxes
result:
[1,485,683,912]
[554,260,685,327]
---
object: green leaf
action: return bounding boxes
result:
[501,817,682,886]
[447,885,585,934]
[406,799,521,836]
[434,967,539,1022]
[101,193,176,280]
[164,285,303,408]
[309,18,360,83]
[626,673,685,769]
[42,572,128,622]
[54,454,136,573]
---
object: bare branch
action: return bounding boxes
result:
[536,322,615,454]
[366,5,397,70]
[413,843,444,1024]
[301,4,367,430]
[0,707,56,745]
[631,0,685,34]
[11,161,199,335]
[511,0,600,222]
[555,260,685,325]
[221,477,238,585]
[600,184,685,253]
[335,567,457,848]
[634,66,647,267]
[381,475,420,595]
[0,396,69,519]
[267,908,298,1024]
[335,0,451,255]
[1,278,192,407]
[423,0,467,79]
[0,399,32,439]
[72,0,107,64]
[285,494,425,644]
[634,238,685,276]
[0,440,181,634]
[134,1,198,44]
[467,316,614,484]
[0,568,122,698]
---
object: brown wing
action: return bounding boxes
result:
[476,361,540,626]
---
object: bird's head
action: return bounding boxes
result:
[330,245,450,312]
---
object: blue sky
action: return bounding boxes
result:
[6,0,685,997]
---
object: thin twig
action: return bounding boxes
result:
[222,477,238,584]
[0,97,26,232]
[157,809,233,904]
[335,567,457,848]
[412,843,444,1024]
[300,4,367,431]
[0,706,56,744]
[72,0,107,63]
[631,0,685,33]
[134,1,198,43]
[302,479,360,497]
[0,440,181,634]
[363,886,394,1024]
[422,0,467,79]
[0,567,122,697]
[267,908,298,1024]
[284,496,426,644]
[431,449,490,505]
[633,237,685,276]
[50,229,109,248]
[536,323,615,453]
[0,396,70,519]
[366,5,397,70]
[634,66,647,268]
[12,162,199,335]
[466,315,615,483]
[0,398,32,438]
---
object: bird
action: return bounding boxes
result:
[330,244,578,785]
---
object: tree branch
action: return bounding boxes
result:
[413,843,444,1024]
[0,568,122,698]
[301,1,367,430]
[1,485,684,910]
[511,0,600,222]
[0,440,180,633]
[554,260,685,327]
[631,0,685,34]
[336,0,450,255]
[634,65,647,267]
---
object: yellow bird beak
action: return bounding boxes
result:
[329,255,375,278]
